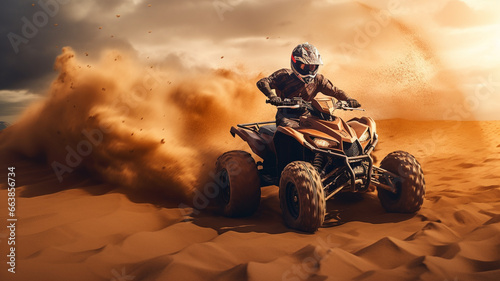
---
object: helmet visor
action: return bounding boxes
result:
[296,63,318,76]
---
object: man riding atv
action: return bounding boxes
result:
[257,43,361,128]
[212,43,425,233]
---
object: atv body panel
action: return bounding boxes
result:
[230,122,276,160]
[231,106,378,195]
[220,97,425,232]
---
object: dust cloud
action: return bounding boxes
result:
[0,48,271,201]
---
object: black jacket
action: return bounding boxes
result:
[257,69,350,127]
[257,68,349,101]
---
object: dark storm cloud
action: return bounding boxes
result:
[0,0,134,91]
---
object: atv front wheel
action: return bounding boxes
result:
[378,151,425,213]
[279,161,326,233]
[215,151,261,217]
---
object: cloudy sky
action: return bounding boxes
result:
[1,0,499,122]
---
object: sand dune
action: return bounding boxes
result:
[1,119,499,281]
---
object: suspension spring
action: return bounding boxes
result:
[313,153,326,171]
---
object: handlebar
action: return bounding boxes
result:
[265,99,297,106]
[266,97,365,112]
[266,100,301,110]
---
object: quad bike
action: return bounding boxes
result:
[214,97,425,232]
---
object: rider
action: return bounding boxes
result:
[257,43,360,128]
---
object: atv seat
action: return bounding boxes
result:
[259,124,277,136]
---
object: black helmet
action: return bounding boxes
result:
[290,43,323,84]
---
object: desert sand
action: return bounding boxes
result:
[1,119,499,281]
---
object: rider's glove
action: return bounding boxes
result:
[347,98,361,108]
[269,95,282,105]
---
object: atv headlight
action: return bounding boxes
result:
[358,130,370,142]
[313,138,339,149]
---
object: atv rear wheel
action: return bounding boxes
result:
[279,161,325,233]
[378,151,425,213]
[215,151,261,217]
